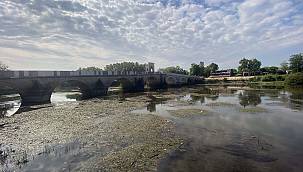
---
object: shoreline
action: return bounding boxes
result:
[0,94,182,171]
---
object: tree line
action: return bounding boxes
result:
[159,53,303,77]
[158,66,189,75]
[0,61,8,71]
[159,62,219,77]
[78,62,146,73]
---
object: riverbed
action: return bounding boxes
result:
[1,86,303,172]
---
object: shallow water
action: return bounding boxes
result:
[0,94,21,117]
[133,86,303,172]
[50,91,81,105]
[0,92,81,118]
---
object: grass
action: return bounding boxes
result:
[285,73,303,86]
[168,108,209,118]
[249,73,303,87]
[239,107,268,113]
[206,102,237,107]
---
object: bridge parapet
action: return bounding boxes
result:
[0,70,162,79]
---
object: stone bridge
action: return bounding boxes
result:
[0,71,203,106]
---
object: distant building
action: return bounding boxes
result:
[199,62,204,68]
[145,62,155,73]
[210,69,236,77]
[242,72,250,76]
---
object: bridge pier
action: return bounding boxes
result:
[85,88,108,99]
[145,75,167,90]
[20,89,53,106]
[133,78,145,92]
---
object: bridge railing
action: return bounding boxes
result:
[0,70,161,79]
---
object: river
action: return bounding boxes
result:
[135,86,303,172]
[1,85,303,171]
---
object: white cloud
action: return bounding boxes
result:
[0,0,302,70]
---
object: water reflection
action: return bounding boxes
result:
[190,94,205,104]
[50,91,82,105]
[20,140,90,172]
[0,91,82,118]
[0,94,21,118]
[147,102,157,112]
[206,95,219,101]
[143,87,303,112]
[287,87,303,110]
[238,90,262,107]
[138,86,303,172]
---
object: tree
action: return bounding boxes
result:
[232,69,238,75]
[159,66,189,75]
[238,58,261,75]
[239,91,261,107]
[285,72,303,86]
[289,53,303,73]
[78,66,103,72]
[238,58,250,74]
[0,61,8,71]
[249,59,262,75]
[280,61,289,71]
[189,63,203,76]
[204,63,219,77]
[207,63,219,73]
[104,62,146,73]
[260,66,279,74]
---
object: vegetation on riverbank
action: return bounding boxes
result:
[249,74,286,82]
[285,73,303,86]
[249,73,303,86]
[0,61,8,71]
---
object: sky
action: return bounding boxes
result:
[0,0,303,70]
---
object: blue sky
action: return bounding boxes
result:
[0,0,302,70]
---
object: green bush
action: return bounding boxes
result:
[261,75,276,82]
[276,75,286,81]
[249,75,286,83]
[249,76,262,82]
[285,73,303,86]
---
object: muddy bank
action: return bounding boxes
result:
[0,95,181,171]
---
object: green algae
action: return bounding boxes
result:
[239,107,268,113]
[168,109,209,118]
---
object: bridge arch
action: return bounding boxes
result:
[5,78,108,106]
[187,78,196,85]
[12,80,56,106]
[145,76,161,89]
[146,76,157,84]
[165,76,177,86]
[52,79,93,100]
[180,77,187,85]
[109,78,135,93]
